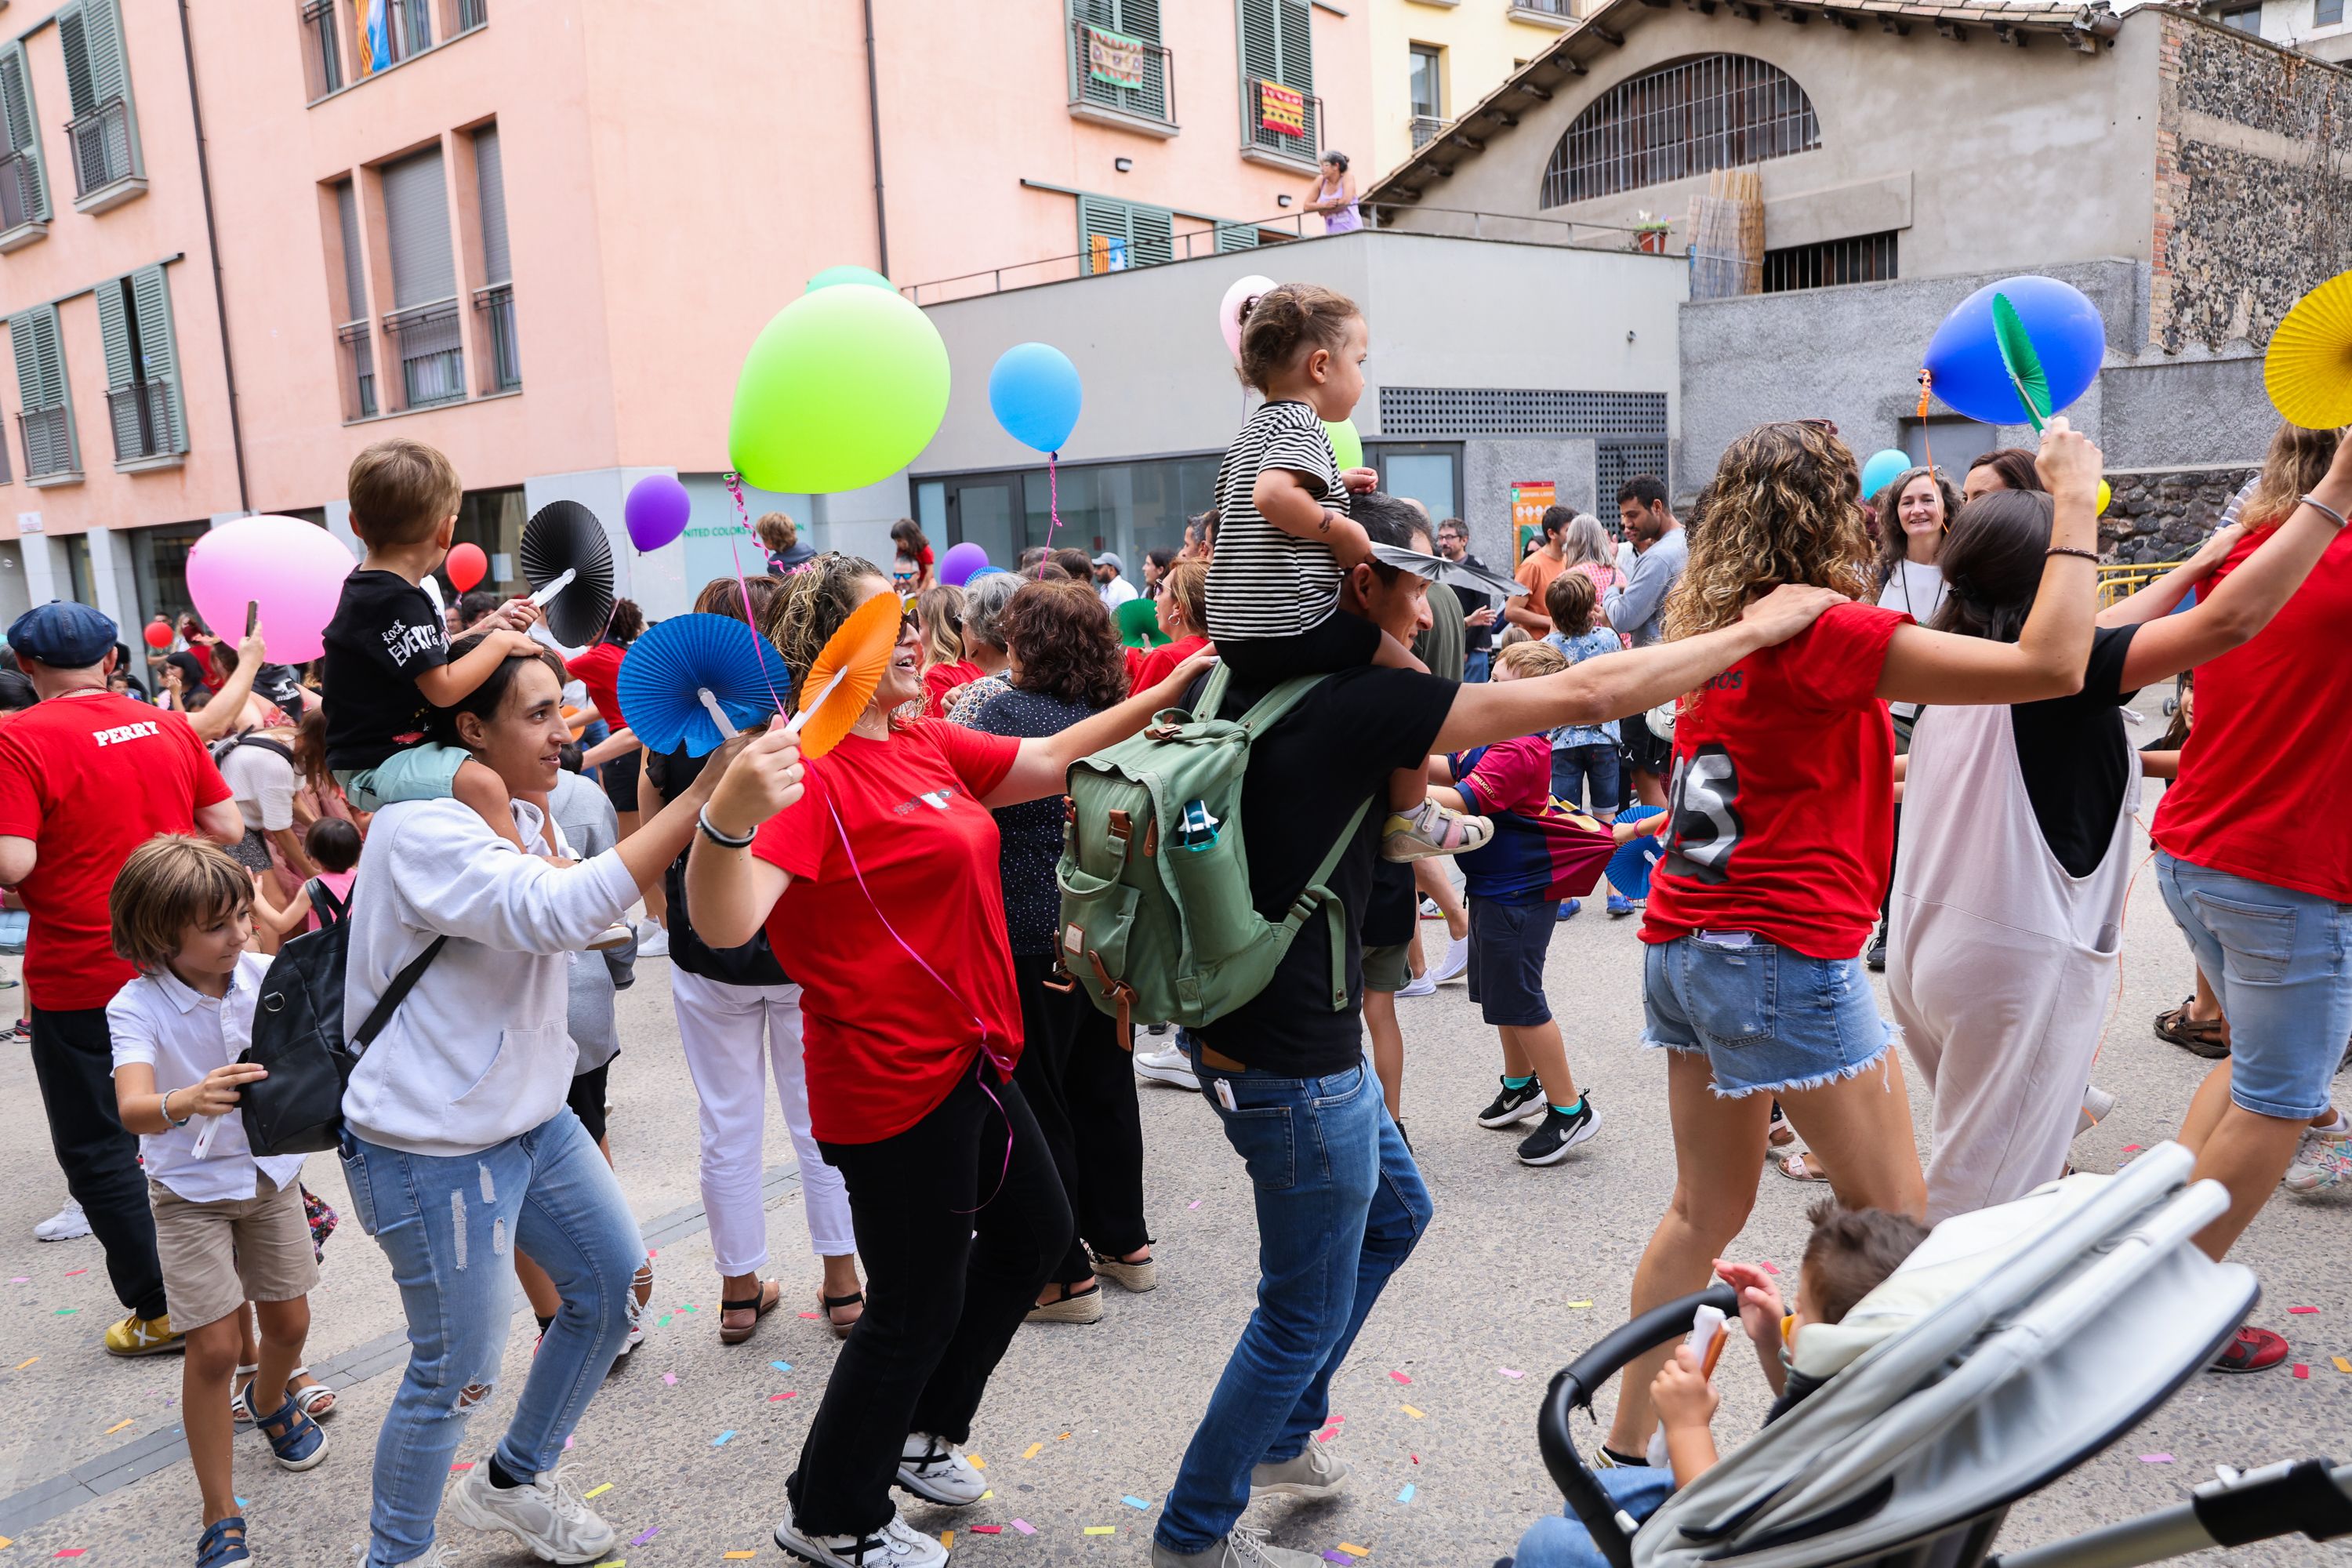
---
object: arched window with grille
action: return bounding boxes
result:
[1541,54,1818,207]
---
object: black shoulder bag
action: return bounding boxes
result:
[238,916,447,1156]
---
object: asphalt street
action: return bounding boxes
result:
[0,731,2344,1566]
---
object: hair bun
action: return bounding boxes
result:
[1239,293,1262,323]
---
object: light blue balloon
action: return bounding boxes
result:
[1860,448,1911,502]
[988,343,1083,454]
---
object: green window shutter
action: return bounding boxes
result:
[83,0,132,108]
[1238,0,1279,83]
[1129,205,1174,267]
[56,0,140,194]
[1277,0,1312,95]
[129,266,182,452]
[93,275,133,390]
[1121,0,1161,43]
[1077,194,1174,273]
[12,307,75,477]
[1216,222,1260,252]
[9,314,46,411]
[1072,0,1166,122]
[57,5,95,116]
[1239,0,1314,154]
[0,45,48,222]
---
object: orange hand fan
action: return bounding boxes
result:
[2267,270,2352,430]
[787,590,902,758]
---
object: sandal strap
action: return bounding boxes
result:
[197,1515,248,1566]
[720,1295,766,1312]
[821,1291,864,1310]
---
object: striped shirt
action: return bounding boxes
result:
[1206,400,1350,641]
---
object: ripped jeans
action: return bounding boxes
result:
[339,1110,644,1566]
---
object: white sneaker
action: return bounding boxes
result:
[2074,1085,2117,1139]
[445,1461,618,1564]
[896,1432,987,1506]
[1428,935,1469,985]
[1395,972,1436,998]
[633,922,670,959]
[776,1498,946,1567]
[1134,1044,1200,1091]
[35,1199,89,1243]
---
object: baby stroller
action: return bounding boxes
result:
[1537,1143,2352,1567]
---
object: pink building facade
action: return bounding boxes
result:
[0,0,1367,637]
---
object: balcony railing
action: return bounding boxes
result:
[107,380,176,465]
[1509,0,1577,16]
[1240,80,1321,165]
[0,149,40,233]
[67,99,136,201]
[385,299,465,409]
[17,404,74,481]
[474,283,521,394]
[301,0,343,100]
[390,0,434,60]
[338,320,377,419]
[1067,20,1174,129]
[1410,114,1446,149]
[456,0,488,28]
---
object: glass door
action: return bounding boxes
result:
[946,481,1020,569]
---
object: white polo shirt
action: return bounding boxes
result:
[107,953,307,1203]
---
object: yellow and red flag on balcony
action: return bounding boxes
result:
[1257,80,1306,136]
[355,0,391,76]
[1086,25,1147,89]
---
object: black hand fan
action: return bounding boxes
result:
[520,500,617,647]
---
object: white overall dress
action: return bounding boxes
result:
[1888,700,2140,1225]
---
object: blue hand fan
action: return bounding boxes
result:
[615,613,791,757]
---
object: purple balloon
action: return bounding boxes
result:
[625,474,692,553]
[938,540,989,587]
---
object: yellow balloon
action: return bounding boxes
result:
[2096,479,2111,515]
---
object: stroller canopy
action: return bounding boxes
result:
[1636,1144,2254,1568]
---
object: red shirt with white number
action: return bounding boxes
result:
[2154,523,2352,901]
[1642,601,1909,960]
[0,691,234,1010]
[753,717,1024,1143]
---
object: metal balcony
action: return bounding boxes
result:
[1067,19,1174,132]
[1240,80,1322,167]
[384,299,466,409]
[474,283,521,394]
[106,380,178,466]
[67,98,137,205]
[17,404,75,481]
[338,321,378,420]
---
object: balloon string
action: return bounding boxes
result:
[822,794,1014,1210]
[1037,452,1062,578]
[728,532,793,722]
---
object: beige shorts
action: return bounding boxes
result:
[150,1174,320,1333]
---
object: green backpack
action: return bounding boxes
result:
[1054,665,1372,1040]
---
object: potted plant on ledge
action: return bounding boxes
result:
[1632,212,1674,256]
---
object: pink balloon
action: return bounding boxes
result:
[183,515,358,666]
[1218,273,1277,362]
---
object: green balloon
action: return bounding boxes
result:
[1324,418,1364,471]
[806,264,895,292]
[729,285,951,495]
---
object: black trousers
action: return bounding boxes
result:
[789,1056,1071,1537]
[1011,954,1150,1287]
[31,1005,166,1319]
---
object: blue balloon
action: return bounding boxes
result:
[1922,275,2106,427]
[1859,448,1911,502]
[988,343,1083,454]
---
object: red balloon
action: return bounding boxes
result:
[143,619,173,649]
[445,543,488,593]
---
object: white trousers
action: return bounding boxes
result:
[670,967,855,1272]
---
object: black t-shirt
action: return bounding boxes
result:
[321,569,451,770]
[1189,665,1457,1076]
[1363,861,1417,949]
[644,745,793,987]
[1452,553,1495,652]
[2008,622,2143,878]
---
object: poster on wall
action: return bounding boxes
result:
[1086,26,1147,88]
[1511,480,1555,565]
[1257,80,1306,136]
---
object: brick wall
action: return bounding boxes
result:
[2148,15,2352,352]
[2100,464,2256,562]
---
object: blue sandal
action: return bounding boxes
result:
[253,1394,328,1471]
[196,1515,250,1567]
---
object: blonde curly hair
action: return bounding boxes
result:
[1665,422,1874,648]
[757,551,893,705]
[2238,420,2343,534]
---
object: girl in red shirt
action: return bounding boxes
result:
[683,553,1211,1568]
[1602,419,2109,1466]
[1129,557,1213,691]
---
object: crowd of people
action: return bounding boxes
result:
[0,275,2343,1568]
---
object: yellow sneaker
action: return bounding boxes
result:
[103,1310,183,1357]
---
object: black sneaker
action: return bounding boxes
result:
[1864,933,1888,972]
[1516,1097,1601,1167]
[1476,1077,1545,1129]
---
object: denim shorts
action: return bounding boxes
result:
[1642,932,1896,1098]
[1552,743,1620,820]
[1468,894,1557,1027]
[333,742,467,814]
[2156,854,2352,1120]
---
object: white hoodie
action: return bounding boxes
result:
[340,797,635,1157]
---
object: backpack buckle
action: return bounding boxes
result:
[1084,950,1138,1051]
[1107,809,1132,855]
[1044,961,1079,995]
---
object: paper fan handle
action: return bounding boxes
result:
[530,568,576,608]
[190,1114,220,1160]
[697,688,739,742]
[784,666,851,740]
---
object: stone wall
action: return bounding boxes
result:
[2151,15,2352,353]
[2099,464,2256,562]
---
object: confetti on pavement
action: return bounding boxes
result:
[1337,1546,1370,1559]
[584,1483,614,1500]
[1023,1442,1044,1459]
[1759,1261,1780,1275]
[2140,1454,2173,1464]
[726,1554,758,1561]
[797,1311,822,1319]
[1011,1520,1036,1535]
[53,1309,77,1317]
[2122,1145,2142,1153]
[1399,1405,1425,1420]
[941,1533,953,1550]
[63,1270,85,1278]
[1388,1370,1411,1384]
[973,1525,1003,1534]
[1396,1483,1415,1503]
[771,1361,794,1372]
[629,1525,659,1545]
[1323,1555,1351,1565]
[103,1421,132,1436]
[769,1392,798,1402]
[54,1552,86,1560]
[662,1374,677,1386]
[713,1431,738,1446]
[969,1454,985,1469]
[2293,1364,2310,1379]
[1410,1454,1419,1464]
[1189,1200,1201,1210]
[449,1463,474,1473]
[2333,1357,2351,1374]
[1566,1301,1592,1309]
[1123,1495,1152,1510]
[1084,1526,1116,1535]
[2288,1306,2318,1314]
[1497,1367,1523,1378]
[1058,1432,1072,1441]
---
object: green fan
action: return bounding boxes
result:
[1991,292,2052,431]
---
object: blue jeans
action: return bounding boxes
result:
[2156,853,2352,1120]
[339,1111,644,1566]
[1157,1054,1433,1553]
[1552,743,1621,820]
[1464,648,1492,684]
[1515,1465,1679,1568]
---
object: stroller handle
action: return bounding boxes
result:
[1540,1284,1740,1568]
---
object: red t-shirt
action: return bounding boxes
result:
[1130,633,1210,694]
[921,659,983,719]
[0,691,234,1010]
[566,642,627,733]
[1642,602,1907,960]
[2154,523,2352,901]
[753,718,1023,1143]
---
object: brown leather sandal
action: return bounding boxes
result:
[2153,999,2229,1059]
[718,1279,782,1345]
